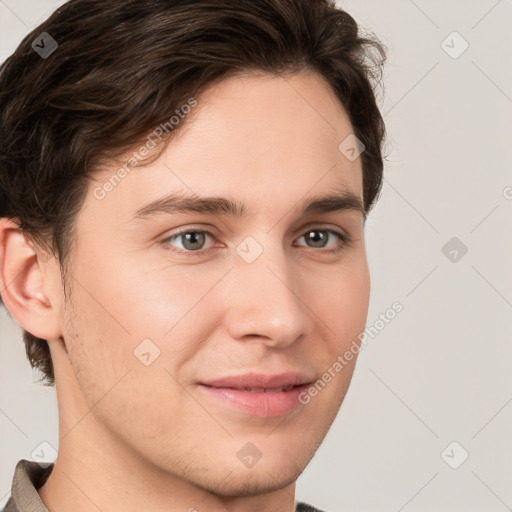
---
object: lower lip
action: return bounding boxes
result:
[197,384,310,417]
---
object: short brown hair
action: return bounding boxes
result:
[0,0,387,386]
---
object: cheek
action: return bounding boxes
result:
[73,248,221,341]
[62,283,190,436]
[63,255,232,412]
[61,289,133,406]
[317,257,370,349]
[343,268,370,332]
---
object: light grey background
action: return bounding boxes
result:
[1,1,511,511]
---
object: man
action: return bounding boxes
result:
[0,0,387,510]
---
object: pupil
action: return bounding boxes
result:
[184,232,204,250]
[308,230,326,248]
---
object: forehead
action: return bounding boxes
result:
[86,70,363,224]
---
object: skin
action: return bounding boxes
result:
[0,69,370,512]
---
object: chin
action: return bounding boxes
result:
[204,464,302,498]
[171,444,310,498]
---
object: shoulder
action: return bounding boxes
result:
[1,496,18,512]
[1,458,54,512]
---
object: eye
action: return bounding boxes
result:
[161,226,352,257]
[163,229,216,254]
[295,228,351,253]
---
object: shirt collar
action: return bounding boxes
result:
[5,459,53,512]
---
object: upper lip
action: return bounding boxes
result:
[200,372,314,390]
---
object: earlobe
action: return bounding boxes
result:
[0,218,62,340]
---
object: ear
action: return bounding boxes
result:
[0,218,62,341]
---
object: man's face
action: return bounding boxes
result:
[55,70,370,494]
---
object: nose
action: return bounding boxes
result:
[223,245,313,349]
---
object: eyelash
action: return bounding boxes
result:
[161,227,352,257]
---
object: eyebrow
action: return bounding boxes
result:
[132,187,366,222]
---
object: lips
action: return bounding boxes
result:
[197,372,315,417]
[199,372,314,391]
[228,385,295,393]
